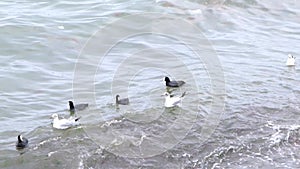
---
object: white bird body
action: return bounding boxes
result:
[187,9,202,15]
[286,54,295,66]
[51,113,80,129]
[163,92,186,108]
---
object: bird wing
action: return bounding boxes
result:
[168,81,179,87]
[57,118,77,127]
[119,98,129,105]
[169,80,185,87]
[172,101,181,106]
[171,97,182,106]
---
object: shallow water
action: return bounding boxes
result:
[1,0,300,168]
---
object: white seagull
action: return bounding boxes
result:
[162,91,186,108]
[286,54,295,66]
[51,113,81,129]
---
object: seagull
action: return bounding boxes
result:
[51,113,81,130]
[16,135,28,149]
[69,101,88,112]
[164,76,185,87]
[162,91,186,108]
[286,54,295,66]
[187,9,202,15]
[116,95,129,105]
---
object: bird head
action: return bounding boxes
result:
[18,135,23,142]
[161,92,170,97]
[68,101,75,110]
[164,77,170,83]
[288,54,294,59]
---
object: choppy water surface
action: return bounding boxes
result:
[1,0,300,168]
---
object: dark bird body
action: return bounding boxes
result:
[16,135,28,149]
[164,77,185,87]
[116,95,129,105]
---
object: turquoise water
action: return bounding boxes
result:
[1,0,300,168]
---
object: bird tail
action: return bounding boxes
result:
[181,91,186,98]
[75,116,81,122]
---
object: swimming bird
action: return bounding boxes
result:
[69,101,88,112]
[51,113,81,129]
[16,135,28,149]
[164,76,185,87]
[162,91,186,108]
[116,95,129,105]
[286,54,295,66]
